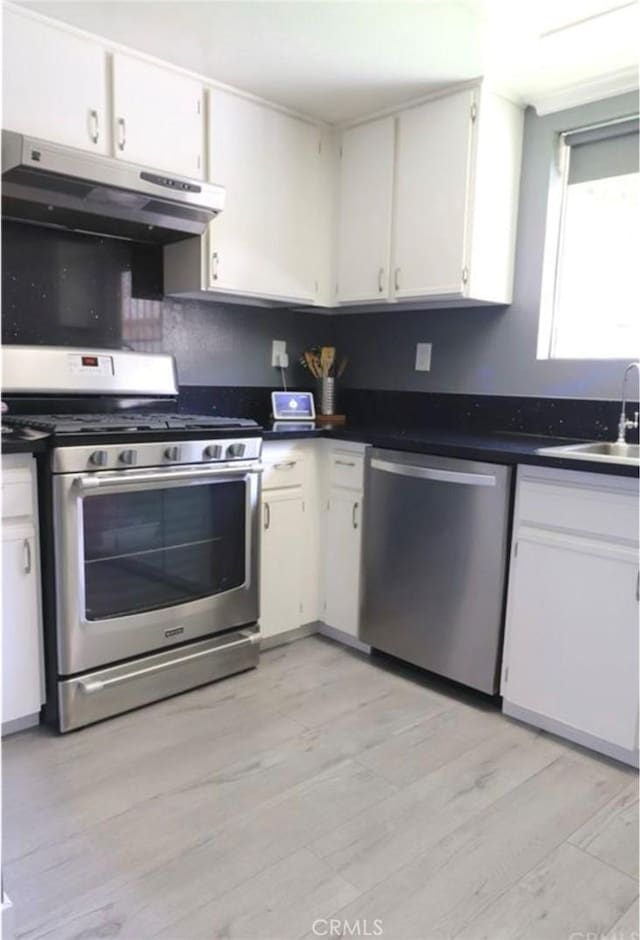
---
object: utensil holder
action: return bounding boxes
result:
[319,377,335,415]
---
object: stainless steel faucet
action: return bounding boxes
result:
[617,361,640,443]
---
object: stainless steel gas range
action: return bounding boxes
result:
[3,346,263,732]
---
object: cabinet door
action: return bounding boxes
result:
[208,90,320,302]
[2,9,108,154]
[336,117,395,303]
[2,534,42,725]
[323,489,363,637]
[263,109,321,302]
[504,532,639,751]
[112,53,203,178]
[260,493,305,638]
[392,88,476,300]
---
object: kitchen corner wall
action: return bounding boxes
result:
[2,89,637,401]
[333,91,640,401]
[1,220,334,389]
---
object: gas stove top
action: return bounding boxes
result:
[5,412,259,435]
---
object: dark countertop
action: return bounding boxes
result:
[262,424,639,478]
[1,428,51,455]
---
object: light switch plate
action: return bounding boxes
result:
[415,342,432,372]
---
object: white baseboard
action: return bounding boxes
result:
[503,700,639,768]
[317,622,371,654]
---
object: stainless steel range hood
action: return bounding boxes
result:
[1,131,225,243]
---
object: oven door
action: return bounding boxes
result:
[53,462,261,675]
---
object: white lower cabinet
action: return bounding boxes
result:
[502,466,639,766]
[323,488,362,638]
[320,443,368,649]
[2,455,45,733]
[259,439,366,647]
[260,491,306,639]
[259,441,320,642]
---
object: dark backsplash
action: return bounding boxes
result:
[1,221,163,348]
[178,385,639,441]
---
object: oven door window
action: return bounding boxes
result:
[82,480,246,620]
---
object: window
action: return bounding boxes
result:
[538,116,639,360]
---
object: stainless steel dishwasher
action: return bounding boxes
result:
[361,448,512,694]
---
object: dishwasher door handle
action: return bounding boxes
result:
[370,457,497,487]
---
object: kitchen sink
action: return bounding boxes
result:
[537,441,640,466]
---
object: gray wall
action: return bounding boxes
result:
[126,296,334,388]
[334,91,639,400]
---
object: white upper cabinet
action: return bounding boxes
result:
[208,89,322,302]
[2,8,109,154]
[335,84,524,308]
[165,88,326,304]
[393,88,475,300]
[112,53,204,178]
[336,117,395,303]
[392,85,524,305]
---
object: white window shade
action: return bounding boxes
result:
[542,116,640,360]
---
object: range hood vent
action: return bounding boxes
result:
[1,131,225,244]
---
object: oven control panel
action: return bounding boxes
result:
[53,437,263,474]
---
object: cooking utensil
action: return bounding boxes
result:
[320,346,335,377]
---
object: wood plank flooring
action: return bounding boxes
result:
[3,636,638,940]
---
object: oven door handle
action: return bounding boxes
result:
[74,463,264,492]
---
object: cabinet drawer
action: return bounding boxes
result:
[2,481,33,520]
[518,478,638,545]
[263,454,305,490]
[329,450,364,491]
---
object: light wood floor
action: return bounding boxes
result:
[3,636,638,940]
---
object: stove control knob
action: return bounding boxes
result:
[89,450,108,468]
[119,449,137,466]
[203,444,223,460]
[164,446,182,462]
[226,442,246,459]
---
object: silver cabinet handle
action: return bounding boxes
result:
[273,461,296,470]
[371,457,496,487]
[394,268,400,291]
[352,501,359,529]
[335,459,356,468]
[88,109,99,144]
[636,570,639,602]
[211,251,219,282]
[117,117,126,151]
[377,267,384,293]
[23,538,32,574]
[264,502,271,530]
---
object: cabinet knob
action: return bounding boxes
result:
[394,268,400,292]
[378,267,385,293]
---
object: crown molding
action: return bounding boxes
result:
[530,67,639,115]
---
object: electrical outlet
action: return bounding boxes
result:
[271,339,288,368]
[415,342,432,372]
